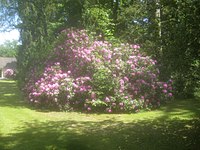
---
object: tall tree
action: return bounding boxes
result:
[159,0,200,97]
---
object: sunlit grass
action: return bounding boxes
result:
[0,80,199,150]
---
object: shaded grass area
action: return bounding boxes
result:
[0,118,200,150]
[0,80,27,108]
[0,80,200,150]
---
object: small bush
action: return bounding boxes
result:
[4,69,16,79]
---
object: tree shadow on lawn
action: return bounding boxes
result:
[159,98,200,119]
[0,81,17,95]
[0,117,199,150]
[0,81,30,109]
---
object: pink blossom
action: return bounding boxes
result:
[108,109,112,113]
[162,89,167,93]
[134,91,138,95]
[119,102,124,106]
[168,86,173,90]
[119,79,124,85]
[116,59,120,65]
[163,83,168,88]
[131,73,136,76]
[91,92,96,99]
[112,102,116,106]
[168,93,173,97]
[105,97,110,102]
[124,96,129,99]
[87,107,91,111]
[133,45,140,49]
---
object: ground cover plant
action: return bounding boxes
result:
[25,28,173,112]
[0,80,200,150]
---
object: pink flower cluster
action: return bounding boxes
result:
[28,63,74,105]
[73,77,92,93]
[26,28,173,112]
[4,69,15,79]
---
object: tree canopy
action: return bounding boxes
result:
[0,0,199,97]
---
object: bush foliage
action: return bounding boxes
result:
[4,69,16,79]
[25,29,173,112]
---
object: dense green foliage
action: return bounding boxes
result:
[0,40,18,57]
[0,0,199,98]
[160,0,200,97]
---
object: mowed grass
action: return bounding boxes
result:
[0,80,200,150]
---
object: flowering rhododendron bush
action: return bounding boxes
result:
[4,69,16,79]
[25,28,173,112]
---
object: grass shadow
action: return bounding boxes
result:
[0,80,30,108]
[159,98,200,119]
[0,118,199,150]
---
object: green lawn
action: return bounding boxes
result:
[0,80,200,150]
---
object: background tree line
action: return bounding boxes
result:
[0,40,18,57]
[0,0,199,97]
